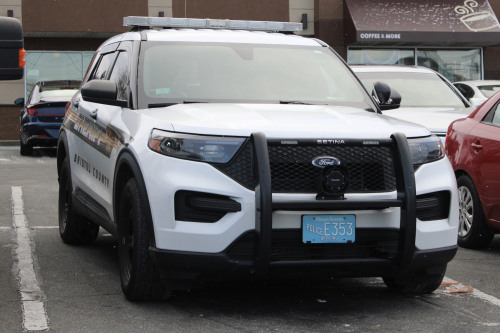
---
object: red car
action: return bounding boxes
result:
[446,93,500,248]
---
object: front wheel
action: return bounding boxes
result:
[457,175,494,249]
[383,270,445,294]
[58,158,99,244]
[117,178,170,301]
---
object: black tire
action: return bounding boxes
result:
[20,137,33,156]
[58,158,99,244]
[457,175,494,249]
[117,178,170,301]
[383,270,445,295]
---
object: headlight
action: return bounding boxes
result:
[407,135,444,165]
[148,129,246,164]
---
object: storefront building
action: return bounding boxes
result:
[1,0,499,140]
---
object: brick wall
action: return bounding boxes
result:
[0,106,20,141]
[314,0,345,59]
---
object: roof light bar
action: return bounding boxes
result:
[123,16,303,32]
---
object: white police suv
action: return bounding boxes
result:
[57,17,459,301]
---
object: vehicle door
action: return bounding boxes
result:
[468,101,500,224]
[71,47,119,216]
[77,43,133,222]
[64,50,99,202]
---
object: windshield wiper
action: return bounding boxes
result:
[279,100,313,105]
[148,101,208,108]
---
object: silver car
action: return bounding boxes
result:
[351,65,475,139]
[453,80,500,108]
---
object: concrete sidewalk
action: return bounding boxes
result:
[0,140,19,146]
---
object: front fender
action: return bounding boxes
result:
[114,149,157,247]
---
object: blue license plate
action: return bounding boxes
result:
[302,215,355,243]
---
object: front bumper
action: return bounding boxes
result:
[140,132,458,284]
[151,241,457,288]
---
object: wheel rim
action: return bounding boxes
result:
[458,186,474,237]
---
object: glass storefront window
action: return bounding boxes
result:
[348,48,482,83]
[416,49,481,82]
[348,49,415,65]
[25,51,95,100]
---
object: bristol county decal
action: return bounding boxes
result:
[74,154,110,188]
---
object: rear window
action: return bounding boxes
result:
[40,90,78,99]
[478,85,500,98]
[355,71,468,108]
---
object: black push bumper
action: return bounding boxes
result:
[151,244,457,288]
[152,132,457,288]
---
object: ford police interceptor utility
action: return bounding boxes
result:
[57,17,459,301]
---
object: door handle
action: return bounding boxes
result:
[471,143,482,151]
[90,109,98,119]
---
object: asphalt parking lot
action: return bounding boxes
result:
[0,146,499,333]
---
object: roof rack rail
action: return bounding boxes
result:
[123,16,303,32]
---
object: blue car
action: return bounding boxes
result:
[16,80,80,155]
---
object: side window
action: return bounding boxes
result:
[26,86,35,105]
[455,84,466,96]
[456,84,473,100]
[465,85,474,99]
[83,53,99,83]
[91,52,116,81]
[109,52,129,101]
[465,85,475,99]
[492,106,500,125]
[483,102,500,125]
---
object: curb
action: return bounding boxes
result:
[0,140,20,147]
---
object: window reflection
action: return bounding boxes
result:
[348,48,482,83]
[348,49,415,65]
[417,49,481,82]
[25,51,95,100]
[109,52,129,101]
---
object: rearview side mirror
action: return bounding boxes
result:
[372,81,401,111]
[81,80,127,107]
[469,97,486,108]
[14,97,24,106]
[0,17,24,80]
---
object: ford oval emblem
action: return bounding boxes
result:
[311,156,341,168]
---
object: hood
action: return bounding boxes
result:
[141,104,430,139]
[382,106,475,135]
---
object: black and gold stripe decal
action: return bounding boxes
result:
[63,107,133,158]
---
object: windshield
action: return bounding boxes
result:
[478,85,500,98]
[355,71,468,108]
[138,42,374,110]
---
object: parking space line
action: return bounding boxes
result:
[11,187,50,331]
[442,277,500,308]
[31,226,58,229]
